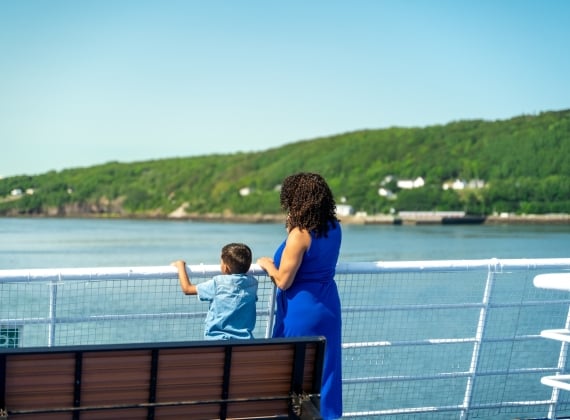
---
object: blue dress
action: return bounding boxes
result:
[272,221,342,419]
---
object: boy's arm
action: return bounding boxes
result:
[171,260,198,295]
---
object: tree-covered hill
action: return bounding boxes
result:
[1,109,569,217]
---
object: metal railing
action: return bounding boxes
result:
[2,258,570,419]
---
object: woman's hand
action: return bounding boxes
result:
[256,257,274,271]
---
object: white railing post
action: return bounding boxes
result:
[265,286,277,338]
[460,259,499,420]
[47,275,59,347]
[546,305,570,419]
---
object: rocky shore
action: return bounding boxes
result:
[484,213,570,225]
[164,212,570,225]
[2,208,568,225]
[341,213,570,225]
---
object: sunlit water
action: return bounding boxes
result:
[1,217,569,269]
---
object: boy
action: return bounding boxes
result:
[171,243,258,340]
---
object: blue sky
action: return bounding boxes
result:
[1,1,569,178]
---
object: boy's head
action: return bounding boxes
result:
[220,243,252,274]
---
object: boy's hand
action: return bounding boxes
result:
[171,260,186,268]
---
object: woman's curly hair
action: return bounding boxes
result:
[280,172,338,237]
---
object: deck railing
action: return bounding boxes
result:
[2,258,570,419]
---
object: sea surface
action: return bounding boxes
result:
[2,218,570,419]
[1,217,569,269]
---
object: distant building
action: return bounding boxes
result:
[239,187,252,197]
[467,179,485,189]
[442,179,486,190]
[378,188,396,199]
[442,179,466,190]
[397,177,425,189]
[10,189,23,196]
[336,204,354,216]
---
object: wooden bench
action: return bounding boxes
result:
[0,337,325,419]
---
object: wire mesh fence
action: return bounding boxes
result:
[2,258,570,419]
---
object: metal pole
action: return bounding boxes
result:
[460,259,499,419]
[546,305,570,419]
[47,275,59,347]
[265,286,277,338]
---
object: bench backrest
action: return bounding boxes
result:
[0,337,325,419]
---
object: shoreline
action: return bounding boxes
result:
[2,213,569,225]
[344,214,570,225]
[176,213,570,225]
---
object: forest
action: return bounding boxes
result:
[1,109,569,217]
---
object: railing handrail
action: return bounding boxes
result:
[2,257,570,283]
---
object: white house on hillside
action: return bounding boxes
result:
[397,177,425,189]
[378,188,396,199]
[442,179,467,190]
[239,187,252,196]
[442,179,486,190]
[336,204,354,216]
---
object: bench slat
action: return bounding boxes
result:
[1,337,324,419]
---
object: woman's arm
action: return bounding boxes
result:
[171,260,198,295]
[257,228,311,290]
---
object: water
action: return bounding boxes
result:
[2,218,570,418]
[1,217,569,269]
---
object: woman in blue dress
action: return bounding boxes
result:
[257,172,342,419]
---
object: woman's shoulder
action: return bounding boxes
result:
[287,226,312,249]
[288,226,311,238]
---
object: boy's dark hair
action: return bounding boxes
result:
[221,243,252,274]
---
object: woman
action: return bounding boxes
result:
[257,172,342,419]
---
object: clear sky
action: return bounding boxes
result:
[1,1,569,178]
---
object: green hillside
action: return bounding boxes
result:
[1,109,569,217]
